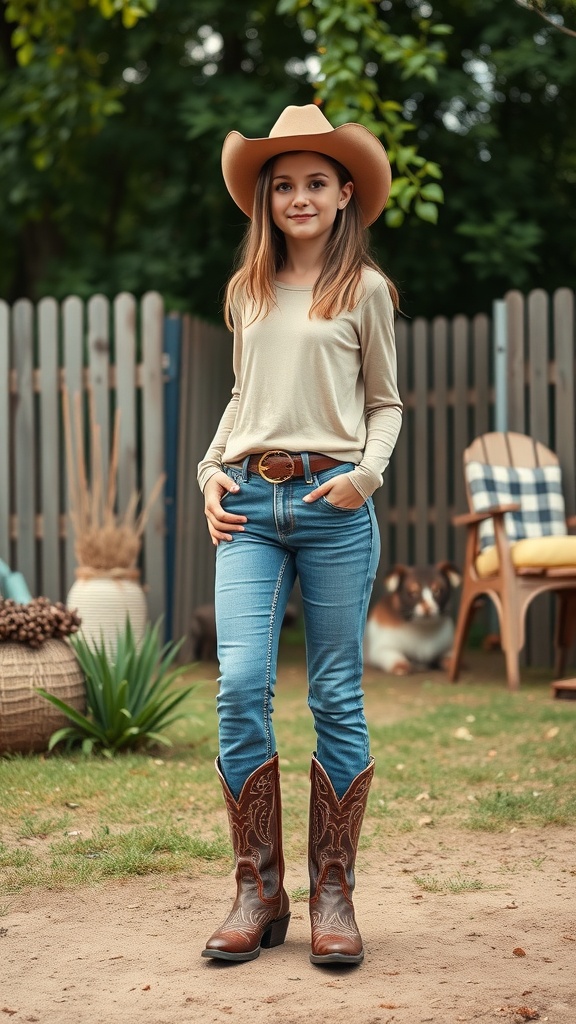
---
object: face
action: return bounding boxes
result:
[384,564,461,620]
[269,151,353,244]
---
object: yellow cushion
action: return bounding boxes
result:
[475,535,576,578]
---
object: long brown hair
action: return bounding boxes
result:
[224,153,398,329]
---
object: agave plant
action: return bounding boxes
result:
[38,618,196,754]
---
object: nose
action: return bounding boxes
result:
[292,190,310,208]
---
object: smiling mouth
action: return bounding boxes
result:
[289,214,315,220]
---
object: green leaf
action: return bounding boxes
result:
[47,727,78,751]
[385,207,405,228]
[420,183,444,203]
[11,27,28,47]
[389,176,410,199]
[422,162,443,180]
[16,41,35,67]
[36,690,107,741]
[398,184,418,212]
[414,200,439,224]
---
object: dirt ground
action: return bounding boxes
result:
[1,827,575,1024]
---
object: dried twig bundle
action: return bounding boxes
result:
[63,388,165,572]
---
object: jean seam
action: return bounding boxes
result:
[263,552,291,759]
[357,501,377,766]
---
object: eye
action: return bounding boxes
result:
[309,179,326,189]
[275,182,291,192]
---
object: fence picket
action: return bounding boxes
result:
[394,318,409,565]
[452,315,469,572]
[528,290,549,446]
[114,293,137,512]
[88,294,110,486]
[12,300,37,594]
[473,314,490,437]
[0,301,9,564]
[554,288,575,516]
[432,317,449,562]
[172,314,195,659]
[38,298,61,598]
[141,291,166,627]
[413,318,429,565]
[62,296,85,592]
[505,290,525,433]
[527,290,552,666]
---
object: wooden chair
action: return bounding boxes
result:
[448,431,576,690]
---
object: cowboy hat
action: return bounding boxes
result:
[221,104,391,228]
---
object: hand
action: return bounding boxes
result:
[302,474,366,510]
[204,471,247,545]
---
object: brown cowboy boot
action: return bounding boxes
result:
[308,753,374,965]
[202,753,290,961]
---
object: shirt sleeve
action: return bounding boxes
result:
[196,309,243,493]
[347,279,403,500]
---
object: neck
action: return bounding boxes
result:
[277,237,327,285]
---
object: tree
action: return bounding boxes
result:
[368,0,576,317]
[1,1,575,321]
[0,0,449,312]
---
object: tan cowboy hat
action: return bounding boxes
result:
[221,104,391,228]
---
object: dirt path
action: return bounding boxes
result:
[1,828,575,1024]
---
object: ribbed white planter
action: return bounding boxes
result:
[67,569,148,655]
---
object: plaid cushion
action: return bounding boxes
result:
[466,461,567,551]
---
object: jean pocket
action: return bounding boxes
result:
[220,465,243,503]
[319,495,366,515]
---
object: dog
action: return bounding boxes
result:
[364,562,461,675]
[190,601,298,662]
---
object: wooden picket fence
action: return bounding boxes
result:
[0,293,166,625]
[1,287,574,667]
[172,287,576,667]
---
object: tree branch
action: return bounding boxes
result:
[514,0,576,38]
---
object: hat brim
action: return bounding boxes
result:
[221,122,391,228]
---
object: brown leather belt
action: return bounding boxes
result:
[246,450,343,483]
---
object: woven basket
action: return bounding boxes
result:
[0,639,86,753]
[67,571,148,655]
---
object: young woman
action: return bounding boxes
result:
[198,104,402,966]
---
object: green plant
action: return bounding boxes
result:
[38,619,196,755]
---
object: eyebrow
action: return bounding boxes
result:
[272,171,330,181]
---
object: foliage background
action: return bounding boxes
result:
[1,0,575,320]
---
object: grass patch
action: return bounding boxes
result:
[1,650,576,892]
[413,872,501,894]
[290,885,310,901]
[366,677,576,834]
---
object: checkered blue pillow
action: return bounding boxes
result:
[466,461,567,551]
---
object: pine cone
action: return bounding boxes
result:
[0,595,83,646]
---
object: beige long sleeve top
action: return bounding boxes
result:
[197,267,403,500]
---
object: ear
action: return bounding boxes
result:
[436,561,462,589]
[338,181,354,209]
[384,564,406,593]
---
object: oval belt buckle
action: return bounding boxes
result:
[257,450,295,483]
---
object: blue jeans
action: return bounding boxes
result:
[214,458,380,800]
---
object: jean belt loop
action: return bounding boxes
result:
[241,455,250,483]
[301,452,314,485]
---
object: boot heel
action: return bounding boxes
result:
[261,912,291,949]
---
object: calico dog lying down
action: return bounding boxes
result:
[364,563,461,675]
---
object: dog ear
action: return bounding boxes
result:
[436,561,462,589]
[384,565,406,593]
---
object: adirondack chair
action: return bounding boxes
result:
[448,431,576,690]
